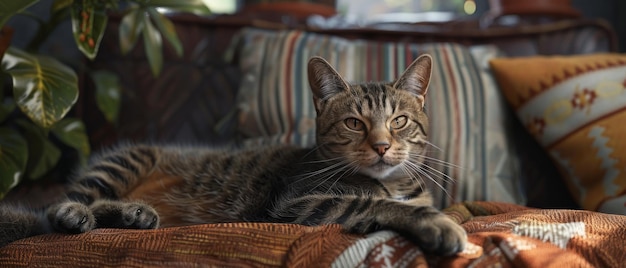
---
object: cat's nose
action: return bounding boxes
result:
[372,142,390,156]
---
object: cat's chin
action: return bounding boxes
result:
[359,162,402,180]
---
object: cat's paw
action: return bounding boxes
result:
[120,202,159,229]
[408,214,467,256]
[47,202,95,234]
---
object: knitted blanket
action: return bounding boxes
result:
[1,201,624,267]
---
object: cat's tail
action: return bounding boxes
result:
[0,204,51,247]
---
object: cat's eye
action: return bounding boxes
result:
[344,118,364,131]
[391,116,408,129]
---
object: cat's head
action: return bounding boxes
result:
[307,55,432,181]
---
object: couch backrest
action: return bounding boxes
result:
[81,12,618,147]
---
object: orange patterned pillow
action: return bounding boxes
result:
[490,54,626,215]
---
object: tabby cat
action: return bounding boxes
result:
[0,54,466,256]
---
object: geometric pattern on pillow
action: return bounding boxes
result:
[490,54,626,214]
[234,27,525,208]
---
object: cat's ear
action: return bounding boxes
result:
[393,54,432,100]
[308,56,350,112]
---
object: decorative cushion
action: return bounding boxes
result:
[490,54,626,215]
[234,28,525,208]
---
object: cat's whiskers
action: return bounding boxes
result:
[400,164,426,190]
[295,147,364,193]
[321,161,360,194]
[402,160,452,199]
[417,162,456,185]
[293,160,348,184]
[409,152,463,170]
[423,140,444,152]
[306,159,359,194]
[407,153,457,185]
[399,165,428,199]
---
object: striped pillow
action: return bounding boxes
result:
[234,28,525,208]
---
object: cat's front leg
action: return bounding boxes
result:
[90,200,159,229]
[47,200,159,233]
[381,205,467,256]
[271,195,466,256]
[47,201,96,234]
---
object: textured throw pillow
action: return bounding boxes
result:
[490,54,626,215]
[234,27,525,208]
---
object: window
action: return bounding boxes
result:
[336,0,484,24]
[202,0,239,14]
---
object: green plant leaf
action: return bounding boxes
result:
[119,6,144,55]
[70,0,108,60]
[0,127,28,198]
[142,13,163,76]
[15,119,61,180]
[51,118,90,166]
[1,47,78,129]
[0,0,39,29]
[147,7,183,57]
[91,70,120,123]
[143,0,211,16]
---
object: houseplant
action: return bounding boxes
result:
[0,0,211,198]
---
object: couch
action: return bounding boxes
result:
[1,3,625,267]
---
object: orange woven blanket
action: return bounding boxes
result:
[1,201,624,267]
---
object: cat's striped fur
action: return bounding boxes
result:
[0,55,466,255]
